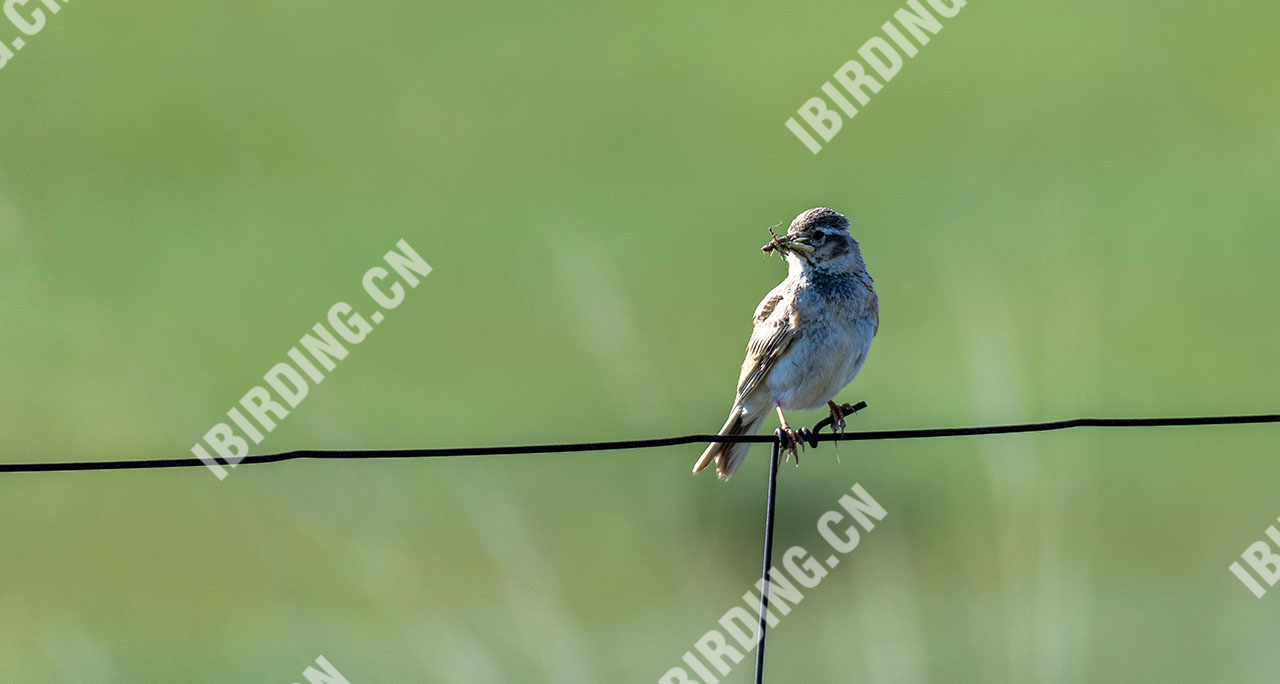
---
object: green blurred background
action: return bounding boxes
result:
[2,0,1279,681]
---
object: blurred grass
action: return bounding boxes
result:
[1,0,1279,681]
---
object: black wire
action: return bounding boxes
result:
[1,413,1277,474]
[754,440,782,684]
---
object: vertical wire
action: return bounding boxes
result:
[753,438,782,684]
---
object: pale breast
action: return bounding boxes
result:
[765,274,876,412]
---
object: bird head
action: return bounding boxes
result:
[762,207,863,272]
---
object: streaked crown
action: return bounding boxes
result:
[788,207,849,235]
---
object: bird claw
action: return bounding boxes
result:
[774,402,866,468]
[774,427,809,464]
[814,401,867,437]
[831,403,849,433]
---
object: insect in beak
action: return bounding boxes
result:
[762,228,813,255]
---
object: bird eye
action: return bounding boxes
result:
[811,232,826,243]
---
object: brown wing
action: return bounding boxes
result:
[735,285,800,403]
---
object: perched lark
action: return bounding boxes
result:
[693,208,878,480]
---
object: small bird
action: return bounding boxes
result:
[693,208,878,480]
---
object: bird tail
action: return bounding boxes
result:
[693,406,767,481]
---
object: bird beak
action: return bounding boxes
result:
[762,234,814,254]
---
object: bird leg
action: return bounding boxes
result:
[828,401,850,433]
[775,405,812,464]
[811,401,867,463]
[814,401,868,436]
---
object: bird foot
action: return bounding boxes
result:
[814,401,868,437]
[774,427,814,464]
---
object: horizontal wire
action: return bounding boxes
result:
[2,412,1278,474]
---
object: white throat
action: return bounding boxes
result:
[786,252,811,279]
[786,249,866,280]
